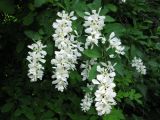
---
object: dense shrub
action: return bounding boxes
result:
[0,0,160,120]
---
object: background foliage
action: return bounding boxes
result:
[0,0,160,120]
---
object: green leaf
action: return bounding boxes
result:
[16,41,25,53]
[103,109,125,120]
[88,64,98,81]
[83,47,101,58]
[46,40,54,56]
[104,23,126,36]
[130,45,143,58]
[0,0,15,14]
[73,1,87,18]
[88,0,101,10]
[24,30,41,40]
[115,63,125,76]
[1,102,14,113]
[23,12,36,26]
[22,106,35,120]
[40,110,54,119]
[105,15,115,22]
[106,4,117,12]
[69,70,81,84]
[14,109,22,117]
[34,0,47,7]
[100,6,109,15]
[75,10,85,18]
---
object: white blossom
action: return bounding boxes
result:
[92,62,116,116]
[121,0,126,3]
[80,58,97,81]
[80,83,95,112]
[80,93,93,112]
[131,57,146,75]
[51,11,83,92]
[108,32,125,55]
[84,8,106,49]
[26,41,47,82]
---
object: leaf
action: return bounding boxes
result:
[105,15,115,22]
[23,12,36,26]
[104,23,126,36]
[24,30,41,40]
[22,106,35,120]
[83,47,101,58]
[69,70,81,84]
[16,41,25,53]
[40,110,54,119]
[46,40,54,56]
[106,4,117,12]
[73,1,87,18]
[0,0,15,14]
[1,102,14,113]
[100,6,109,15]
[103,109,125,120]
[88,64,98,81]
[130,45,143,58]
[75,10,85,18]
[34,0,47,7]
[88,0,101,10]
[115,63,125,76]
[14,109,22,117]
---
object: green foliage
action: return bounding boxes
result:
[83,47,102,58]
[103,109,125,120]
[0,0,160,120]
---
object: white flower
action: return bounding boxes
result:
[92,62,116,116]
[80,93,93,112]
[51,11,83,92]
[121,0,126,3]
[27,41,47,82]
[84,8,105,49]
[80,58,97,81]
[108,32,125,55]
[131,57,146,75]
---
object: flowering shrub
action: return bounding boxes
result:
[1,0,160,120]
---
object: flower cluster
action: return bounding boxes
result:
[26,8,147,117]
[108,32,125,56]
[80,83,94,112]
[27,41,47,82]
[80,93,93,112]
[80,58,97,81]
[92,62,116,116]
[131,57,146,75]
[51,11,83,92]
[83,9,106,49]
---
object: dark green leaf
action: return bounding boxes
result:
[1,103,14,113]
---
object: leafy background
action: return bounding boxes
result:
[0,0,160,120]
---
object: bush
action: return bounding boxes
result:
[0,0,160,120]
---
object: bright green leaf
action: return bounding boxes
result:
[83,48,101,58]
[88,64,98,81]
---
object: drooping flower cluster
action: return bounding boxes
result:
[92,62,117,116]
[80,93,93,112]
[27,41,47,82]
[108,32,125,56]
[80,83,94,112]
[51,11,83,92]
[83,8,106,49]
[131,57,146,75]
[80,58,97,81]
